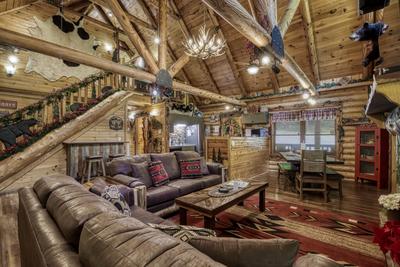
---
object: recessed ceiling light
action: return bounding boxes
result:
[261,55,271,65]
[8,55,19,64]
[307,98,317,105]
[247,64,259,75]
[302,92,310,99]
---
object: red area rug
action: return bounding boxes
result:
[169,196,385,267]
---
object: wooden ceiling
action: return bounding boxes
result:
[0,0,399,98]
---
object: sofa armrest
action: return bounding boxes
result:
[207,163,224,175]
[108,174,144,188]
[188,237,298,267]
[294,253,341,267]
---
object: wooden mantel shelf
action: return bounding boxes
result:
[63,141,128,145]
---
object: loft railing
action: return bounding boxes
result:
[0,72,137,161]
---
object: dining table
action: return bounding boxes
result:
[279,151,345,165]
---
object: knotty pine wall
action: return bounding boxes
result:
[201,85,370,181]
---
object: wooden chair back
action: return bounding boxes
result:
[300,150,327,177]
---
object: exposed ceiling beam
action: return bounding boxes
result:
[278,0,300,37]
[300,0,320,83]
[158,0,168,70]
[94,4,115,27]
[69,0,90,11]
[91,0,156,31]
[0,0,41,16]
[202,0,317,95]
[171,0,221,94]
[207,9,248,96]
[250,0,280,93]
[0,28,245,106]
[145,0,180,20]
[168,54,190,77]
[106,0,159,74]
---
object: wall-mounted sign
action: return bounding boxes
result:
[0,100,17,110]
[109,116,124,130]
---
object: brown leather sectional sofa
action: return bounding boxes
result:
[19,174,340,267]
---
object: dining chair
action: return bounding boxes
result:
[277,162,298,191]
[295,150,343,202]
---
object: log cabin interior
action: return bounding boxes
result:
[0,0,400,266]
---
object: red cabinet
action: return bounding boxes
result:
[355,125,389,189]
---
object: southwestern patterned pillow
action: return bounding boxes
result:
[148,223,216,242]
[180,159,202,179]
[148,161,169,186]
[101,185,131,216]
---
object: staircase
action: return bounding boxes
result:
[0,72,137,188]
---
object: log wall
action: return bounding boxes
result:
[202,85,369,181]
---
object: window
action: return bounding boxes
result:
[274,119,336,154]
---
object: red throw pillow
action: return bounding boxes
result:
[180,159,202,179]
[148,161,169,186]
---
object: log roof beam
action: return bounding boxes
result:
[202,0,317,95]
[278,0,300,37]
[0,27,245,106]
[106,0,159,74]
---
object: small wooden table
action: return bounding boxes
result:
[175,177,269,229]
[280,151,344,164]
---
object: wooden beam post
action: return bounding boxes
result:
[0,28,245,106]
[278,0,301,37]
[106,0,159,74]
[300,0,320,83]
[202,0,317,95]
[158,0,168,69]
[169,54,190,77]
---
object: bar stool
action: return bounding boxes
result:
[108,153,125,161]
[82,155,106,183]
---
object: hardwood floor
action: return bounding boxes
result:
[0,172,387,266]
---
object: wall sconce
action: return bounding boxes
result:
[5,64,16,77]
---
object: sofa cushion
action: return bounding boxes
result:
[130,161,153,187]
[33,175,81,207]
[180,159,203,179]
[294,254,342,267]
[149,224,216,242]
[151,153,180,179]
[168,179,204,196]
[107,158,134,176]
[198,175,222,188]
[46,184,118,248]
[175,151,209,175]
[147,185,179,207]
[79,213,224,267]
[189,237,299,267]
[101,185,131,216]
[148,161,169,186]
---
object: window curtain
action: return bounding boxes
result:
[271,108,337,122]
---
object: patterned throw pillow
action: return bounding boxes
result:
[148,224,216,242]
[101,185,131,216]
[180,159,203,179]
[148,161,169,186]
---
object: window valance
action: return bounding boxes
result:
[271,108,338,122]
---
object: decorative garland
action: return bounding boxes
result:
[0,87,120,162]
[0,72,111,126]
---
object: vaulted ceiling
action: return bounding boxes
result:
[0,0,399,98]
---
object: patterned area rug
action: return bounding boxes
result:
[169,196,385,267]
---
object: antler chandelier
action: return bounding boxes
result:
[183,25,226,60]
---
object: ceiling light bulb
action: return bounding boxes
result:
[5,64,16,77]
[154,36,160,44]
[307,98,317,105]
[247,64,259,75]
[261,55,271,65]
[8,55,19,64]
[225,105,231,110]
[104,43,113,52]
[302,92,310,99]
[135,57,145,68]
[152,89,159,96]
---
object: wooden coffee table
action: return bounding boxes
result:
[175,177,269,229]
